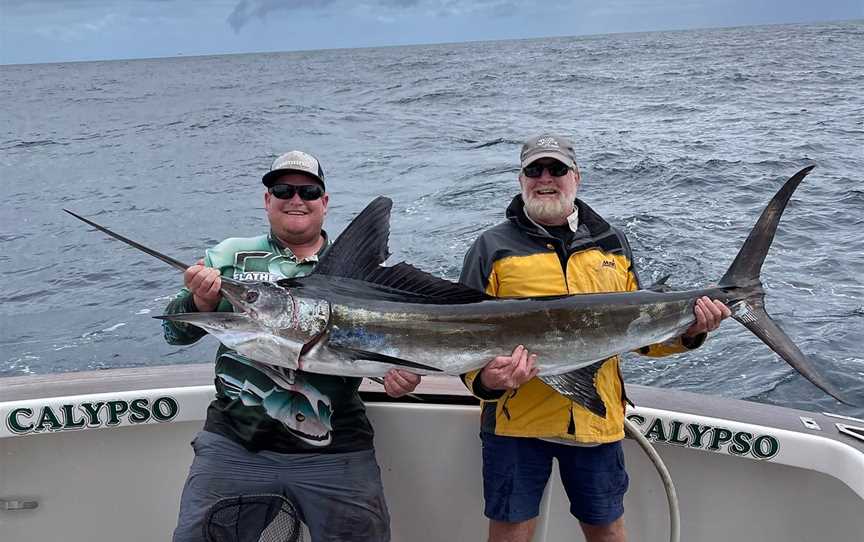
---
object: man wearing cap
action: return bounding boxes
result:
[164,150,419,542]
[459,135,730,542]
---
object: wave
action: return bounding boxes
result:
[389,89,461,104]
[466,138,521,149]
[1,139,64,149]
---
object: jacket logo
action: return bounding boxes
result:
[601,260,616,269]
[234,271,273,281]
[234,251,271,270]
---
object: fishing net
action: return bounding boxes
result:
[203,494,304,542]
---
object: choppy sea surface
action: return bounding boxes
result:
[1,21,863,416]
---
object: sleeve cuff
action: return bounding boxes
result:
[183,295,201,313]
[681,332,707,350]
[471,372,506,401]
[170,293,201,333]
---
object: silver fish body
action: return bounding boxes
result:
[306,289,703,377]
[155,268,708,388]
[66,166,854,417]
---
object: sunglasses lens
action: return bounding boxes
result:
[523,165,543,178]
[549,163,569,176]
[523,163,569,178]
[270,185,324,200]
[297,185,324,200]
[270,185,295,199]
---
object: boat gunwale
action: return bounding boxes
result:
[2,362,862,453]
[2,363,863,500]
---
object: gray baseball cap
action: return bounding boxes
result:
[262,150,326,188]
[520,135,577,169]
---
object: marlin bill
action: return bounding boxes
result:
[65,166,851,417]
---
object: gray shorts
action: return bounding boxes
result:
[173,431,390,542]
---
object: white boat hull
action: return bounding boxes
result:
[1,367,862,541]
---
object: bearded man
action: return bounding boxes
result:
[459,134,730,542]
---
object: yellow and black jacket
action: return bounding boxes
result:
[459,195,703,444]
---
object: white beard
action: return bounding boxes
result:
[522,190,575,225]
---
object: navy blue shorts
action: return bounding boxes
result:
[480,433,629,525]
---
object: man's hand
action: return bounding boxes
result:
[684,296,731,337]
[383,369,421,398]
[184,259,222,312]
[479,345,539,391]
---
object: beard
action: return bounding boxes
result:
[522,188,576,225]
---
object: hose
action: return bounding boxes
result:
[624,417,681,542]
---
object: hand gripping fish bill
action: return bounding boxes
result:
[65,166,851,418]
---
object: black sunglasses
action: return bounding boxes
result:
[522,162,570,178]
[269,184,325,201]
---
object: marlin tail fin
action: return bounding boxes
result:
[718,166,849,404]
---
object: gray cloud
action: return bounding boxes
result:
[0,0,175,8]
[226,0,536,31]
[227,0,338,32]
[432,0,522,18]
[378,0,422,6]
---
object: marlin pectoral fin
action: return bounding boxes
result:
[332,346,443,373]
[154,312,253,329]
[539,360,607,418]
[367,376,424,402]
[156,313,305,370]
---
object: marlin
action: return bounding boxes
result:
[65,166,850,417]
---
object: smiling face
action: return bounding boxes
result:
[264,172,329,248]
[519,158,581,226]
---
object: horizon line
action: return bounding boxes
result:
[2,16,861,67]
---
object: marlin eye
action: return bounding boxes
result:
[245,291,259,303]
[295,413,305,422]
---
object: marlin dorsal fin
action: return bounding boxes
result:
[313,196,392,279]
[647,274,673,292]
[308,197,489,304]
[364,262,489,304]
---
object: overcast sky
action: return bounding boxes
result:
[1,0,861,65]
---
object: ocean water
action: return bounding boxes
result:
[1,20,862,416]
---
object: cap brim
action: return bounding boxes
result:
[262,168,325,189]
[521,151,576,169]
